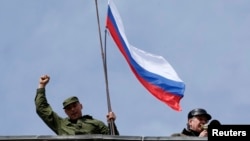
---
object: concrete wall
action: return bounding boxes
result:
[0,135,207,141]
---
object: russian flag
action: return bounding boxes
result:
[106,0,185,111]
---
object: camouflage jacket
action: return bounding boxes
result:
[35,88,119,135]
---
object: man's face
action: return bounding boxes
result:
[188,115,209,132]
[64,102,83,120]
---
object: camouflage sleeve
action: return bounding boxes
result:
[95,120,119,135]
[108,122,119,135]
[35,88,62,134]
[95,120,110,135]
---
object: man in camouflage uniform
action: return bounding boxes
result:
[35,74,119,135]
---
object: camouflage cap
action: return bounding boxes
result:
[63,96,79,109]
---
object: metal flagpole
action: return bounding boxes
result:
[94,0,115,135]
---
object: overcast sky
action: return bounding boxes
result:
[0,0,250,137]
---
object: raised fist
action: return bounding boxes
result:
[39,74,50,88]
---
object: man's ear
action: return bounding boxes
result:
[188,118,193,126]
[80,103,83,109]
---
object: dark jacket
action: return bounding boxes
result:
[171,128,200,137]
[35,88,119,135]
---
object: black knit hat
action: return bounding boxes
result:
[188,108,212,120]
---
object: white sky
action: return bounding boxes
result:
[0,0,250,136]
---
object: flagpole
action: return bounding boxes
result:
[94,0,115,135]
